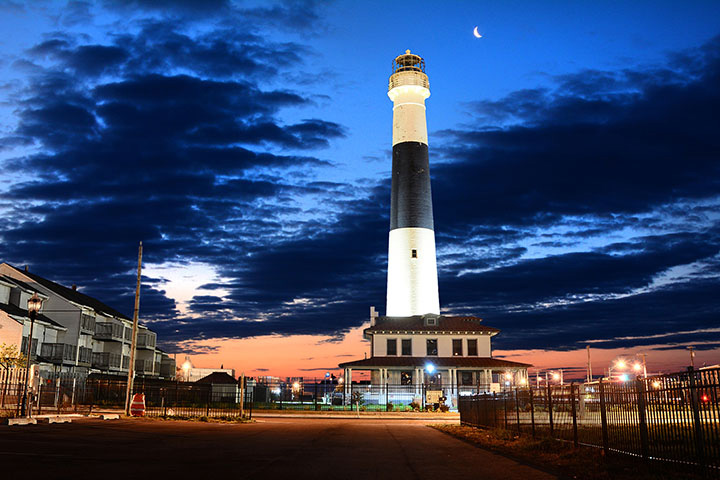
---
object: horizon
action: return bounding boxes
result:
[1,1,719,379]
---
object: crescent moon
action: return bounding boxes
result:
[473,26,482,38]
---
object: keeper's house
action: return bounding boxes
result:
[339,313,530,407]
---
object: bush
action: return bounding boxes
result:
[386,402,394,411]
[439,404,450,412]
[409,401,421,412]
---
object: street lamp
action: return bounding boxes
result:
[608,358,628,381]
[22,292,43,417]
[182,360,191,381]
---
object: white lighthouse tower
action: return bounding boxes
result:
[385,50,440,317]
[338,51,531,403]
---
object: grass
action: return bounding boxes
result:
[432,424,708,480]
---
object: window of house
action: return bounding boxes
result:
[386,338,397,356]
[467,338,478,356]
[426,339,438,356]
[400,371,413,385]
[401,339,412,356]
[461,371,474,386]
[452,339,463,356]
[411,249,417,258]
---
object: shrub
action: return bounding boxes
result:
[409,401,421,412]
[439,404,450,412]
[386,402,394,411]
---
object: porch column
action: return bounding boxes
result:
[344,368,352,402]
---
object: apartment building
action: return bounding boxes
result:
[0,263,175,379]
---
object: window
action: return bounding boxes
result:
[401,339,412,356]
[426,339,438,356]
[467,339,478,356]
[400,371,413,385]
[386,338,397,356]
[452,339,463,356]
[411,249,417,258]
[461,371,474,386]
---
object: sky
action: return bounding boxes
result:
[0,0,719,379]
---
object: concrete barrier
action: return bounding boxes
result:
[8,417,37,426]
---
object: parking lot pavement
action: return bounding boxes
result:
[0,417,557,480]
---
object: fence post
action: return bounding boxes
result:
[515,388,521,434]
[547,382,554,437]
[205,386,210,417]
[570,383,578,447]
[687,367,705,468]
[529,386,536,439]
[599,380,609,455]
[635,379,649,459]
[314,380,318,411]
[504,390,508,429]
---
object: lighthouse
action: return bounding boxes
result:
[385,50,440,317]
[338,51,531,404]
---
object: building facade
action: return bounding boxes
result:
[0,263,175,380]
[339,51,530,408]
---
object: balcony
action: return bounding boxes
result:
[80,314,96,333]
[137,332,156,349]
[94,321,124,341]
[160,360,176,378]
[92,352,121,370]
[78,346,92,365]
[40,343,75,364]
[135,359,154,374]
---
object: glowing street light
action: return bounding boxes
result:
[425,363,435,374]
[181,360,191,381]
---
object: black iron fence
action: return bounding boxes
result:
[459,367,720,476]
[251,380,475,411]
[1,371,252,419]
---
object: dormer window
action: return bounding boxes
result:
[424,315,437,326]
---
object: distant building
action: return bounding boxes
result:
[179,356,234,382]
[0,263,175,379]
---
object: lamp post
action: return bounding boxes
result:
[22,292,43,417]
[608,358,627,381]
[181,360,191,382]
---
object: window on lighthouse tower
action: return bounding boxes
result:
[411,249,417,258]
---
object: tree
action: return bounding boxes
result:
[0,343,25,369]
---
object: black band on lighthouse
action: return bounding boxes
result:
[390,141,434,230]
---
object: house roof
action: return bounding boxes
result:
[366,315,500,335]
[0,302,65,329]
[7,264,131,320]
[0,275,40,294]
[339,356,531,369]
[195,372,238,384]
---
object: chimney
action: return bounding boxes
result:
[24,265,28,272]
[72,284,77,291]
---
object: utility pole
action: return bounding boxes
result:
[124,242,143,415]
[638,353,648,378]
[687,346,695,369]
[586,345,593,383]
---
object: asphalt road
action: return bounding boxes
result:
[0,417,557,480]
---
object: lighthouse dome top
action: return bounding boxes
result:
[392,49,425,74]
[389,49,429,92]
